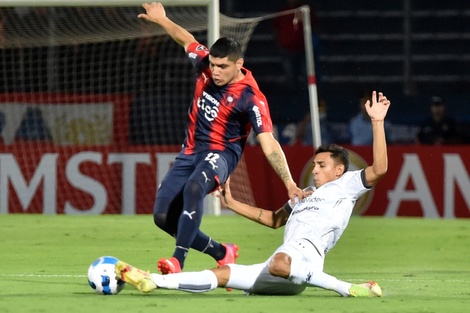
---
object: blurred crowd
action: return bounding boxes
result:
[290,94,469,147]
[0,2,469,147]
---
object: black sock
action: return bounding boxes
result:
[192,235,226,261]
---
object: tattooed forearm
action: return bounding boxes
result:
[266,151,290,182]
[257,209,263,221]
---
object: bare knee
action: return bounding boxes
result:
[268,253,292,278]
[210,265,231,287]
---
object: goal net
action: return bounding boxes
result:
[0,1,260,214]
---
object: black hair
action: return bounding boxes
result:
[315,144,349,172]
[431,96,444,106]
[209,37,243,62]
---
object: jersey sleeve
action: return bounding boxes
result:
[246,93,273,135]
[341,170,372,200]
[186,42,210,73]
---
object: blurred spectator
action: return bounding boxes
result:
[272,0,320,89]
[416,96,462,145]
[349,91,393,146]
[0,110,4,144]
[295,99,336,146]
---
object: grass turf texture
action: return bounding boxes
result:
[1,215,469,313]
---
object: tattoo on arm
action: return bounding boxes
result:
[267,152,290,182]
[257,209,263,221]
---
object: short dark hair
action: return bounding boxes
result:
[431,96,444,106]
[209,37,243,62]
[315,144,349,172]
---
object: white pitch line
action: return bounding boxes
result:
[345,278,469,283]
[1,274,86,278]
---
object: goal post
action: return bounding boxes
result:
[0,2,318,216]
[300,5,321,149]
[0,0,263,215]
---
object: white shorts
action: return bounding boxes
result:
[226,239,324,295]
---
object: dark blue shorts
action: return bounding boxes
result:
[156,150,232,202]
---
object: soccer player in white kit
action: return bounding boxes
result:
[116,91,390,297]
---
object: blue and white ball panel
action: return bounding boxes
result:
[87,256,125,295]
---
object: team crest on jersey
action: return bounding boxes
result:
[227,96,233,103]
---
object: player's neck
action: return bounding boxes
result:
[231,69,245,84]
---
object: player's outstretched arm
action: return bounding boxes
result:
[138,2,197,50]
[257,132,304,203]
[216,178,289,229]
[364,91,391,186]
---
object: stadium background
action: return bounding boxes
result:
[0,0,469,217]
[228,0,470,145]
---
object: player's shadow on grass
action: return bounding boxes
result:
[72,288,338,298]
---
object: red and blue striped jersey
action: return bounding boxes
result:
[183,42,274,161]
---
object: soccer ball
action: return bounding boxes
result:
[87,256,125,295]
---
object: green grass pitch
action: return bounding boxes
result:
[1,214,469,313]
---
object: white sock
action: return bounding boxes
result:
[288,258,351,296]
[151,270,218,293]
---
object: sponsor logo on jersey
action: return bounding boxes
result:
[189,52,197,59]
[252,105,262,127]
[197,91,221,122]
[291,205,319,216]
[300,196,325,203]
[196,45,207,51]
[203,91,219,106]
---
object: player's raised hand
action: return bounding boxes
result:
[286,181,305,204]
[138,2,166,24]
[365,91,391,122]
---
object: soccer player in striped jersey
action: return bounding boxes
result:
[115,91,390,297]
[137,2,305,274]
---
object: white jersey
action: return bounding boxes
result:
[284,170,371,256]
